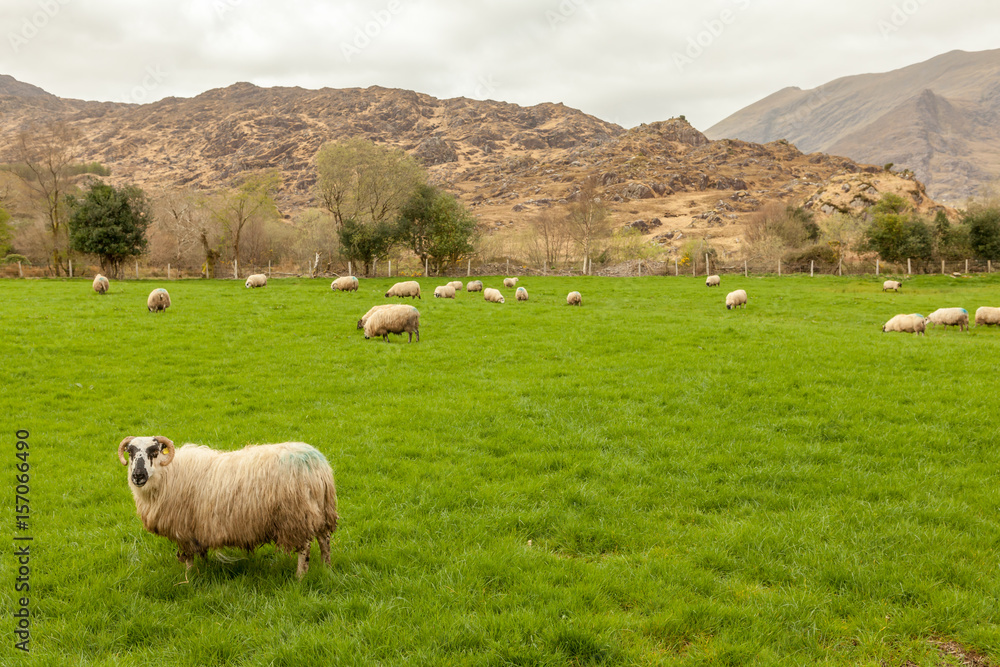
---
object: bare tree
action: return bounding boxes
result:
[209,170,281,276]
[528,208,573,268]
[565,176,611,272]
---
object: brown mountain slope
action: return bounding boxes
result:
[0,77,947,259]
[705,49,1000,203]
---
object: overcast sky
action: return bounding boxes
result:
[3,0,998,130]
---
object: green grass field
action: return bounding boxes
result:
[2,274,1000,666]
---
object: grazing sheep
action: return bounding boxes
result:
[118,436,338,579]
[357,304,393,330]
[882,280,902,292]
[484,288,505,304]
[364,304,420,342]
[147,288,171,313]
[924,307,969,332]
[503,277,519,288]
[467,280,484,293]
[447,281,464,291]
[93,274,109,294]
[331,276,359,292]
[516,286,528,301]
[725,289,747,310]
[434,285,456,299]
[245,273,267,288]
[566,291,582,306]
[385,280,421,299]
[706,275,721,287]
[882,313,926,335]
[975,306,1000,327]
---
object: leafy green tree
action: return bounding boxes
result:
[933,210,971,260]
[338,218,396,276]
[862,194,932,263]
[67,181,151,278]
[964,207,1000,260]
[210,170,281,273]
[0,205,12,258]
[396,185,478,274]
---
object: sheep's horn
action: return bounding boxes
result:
[153,436,175,465]
[117,436,134,466]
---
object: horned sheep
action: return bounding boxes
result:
[147,288,171,313]
[245,273,267,288]
[484,288,505,304]
[466,280,484,293]
[118,436,338,579]
[566,291,582,306]
[364,304,420,342]
[706,275,721,287]
[434,285,456,299]
[516,286,528,301]
[385,280,421,299]
[924,307,969,332]
[975,306,1000,327]
[447,281,464,291]
[725,289,747,310]
[503,277,519,288]
[331,276,359,292]
[882,280,902,292]
[882,313,925,335]
[93,274,109,294]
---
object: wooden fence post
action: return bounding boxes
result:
[705,254,710,276]
[468,258,471,277]
[18,261,23,277]
[373,259,377,278]
[507,258,510,275]
[168,263,171,280]
[388,260,392,278]
[136,260,140,279]
[674,258,678,276]
[875,258,879,276]
[966,259,969,274]
[69,259,73,278]
[810,260,814,277]
[838,256,842,276]
[907,258,912,275]
[424,257,428,276]
[348,261,351,276]
[744,260,747,277]
[778,259,781,277]
[941,259,945,274]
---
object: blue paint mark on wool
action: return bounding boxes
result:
[281,448,328,469]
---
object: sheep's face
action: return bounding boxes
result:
[118,436,175,489]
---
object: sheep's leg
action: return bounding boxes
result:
[319,533,331,566]
[296,543,311,578]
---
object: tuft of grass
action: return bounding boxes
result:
[2,274,1000,665]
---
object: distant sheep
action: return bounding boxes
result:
[118,435,337,579]
[975,306,1000,327]
[516,286,528,301]
[882,280,902,292]
[434,285,456,299]
[882,313,925,335]
[93,274,109,294]
[467,280,484,293]
[447,281,464,291]
[364,304,420,342]
[245,273,267,288]
[566,291,582,306]
[357,304,393,330]
[706,275,720,287]
[503,277,519,288]
[725,289,747,310]
[147,288,171,313]
[925,307,969,332]
[484,288,505,304]
[385,280,421,299]
[331,276,359,292]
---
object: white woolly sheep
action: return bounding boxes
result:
[93,274,109,294]
[364,304,420,342]
[975,306,1000,327]
[447,281,464,291]
[331,276,359,292]
[357,304,394,330]
[706,275,721,287]
[466,280,484,292]
[566,291,582,306]
[503,277,519,288]
[882,313,925,335]
[924,307,969,332]
[484,288,505,304]
[434,285,456,299]
[147,288,171,313]
[118,436,338,579]
[882,280,902,292]
[245,273,267,288]
[385,280,421,299]
[725,289,747,310]
[516,286,528,301]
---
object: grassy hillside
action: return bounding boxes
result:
[2,275,999,665]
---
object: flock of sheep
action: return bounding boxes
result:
[877,278,999,335]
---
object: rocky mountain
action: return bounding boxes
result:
[0,76,946,258]
[706,49,1000,204]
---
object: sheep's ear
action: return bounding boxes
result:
[118,437,134,466]
[153,436,175,465]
